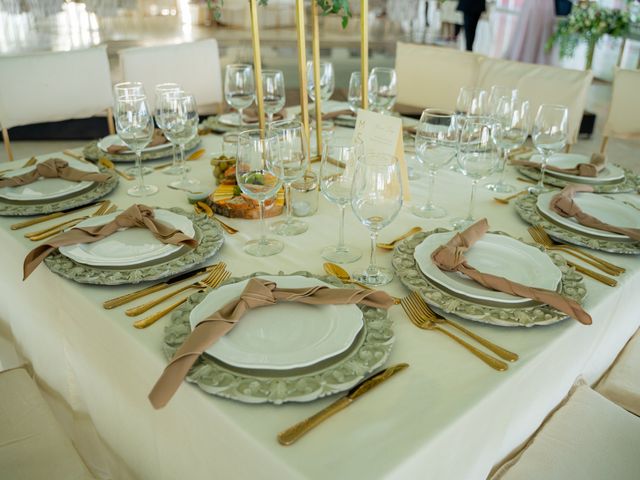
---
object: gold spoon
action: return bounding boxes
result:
[323,262,401,304]
[493,190,528,205]
[98,157,134,181]
[193,201,239,235]
[376,226,422,250]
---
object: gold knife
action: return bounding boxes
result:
[277,363,409,446]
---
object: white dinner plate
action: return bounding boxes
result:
[0,158,98,201]
[537,191,640,240]
[190,275,364,370]
[59,209,195,267]
[529,153,625,185]
[97,134,172,154]
[414,232,562,305]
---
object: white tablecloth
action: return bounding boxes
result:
[1,128,639,480]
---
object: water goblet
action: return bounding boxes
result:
[307,61,335,113]
[368,67,397,114]
[267,120,309,236]
[531,104,568,194]
[113,81,144,99]
[261,69,285,124]
[347,71,362,113]
[351,153,403,286]
[236,129,284,257]
[487,85,518,117]
[154,83,182,176]
[114,94,158,197]
[319,139,364,264]
[456,86,488,116]
[412,109,458,218]
[224,64,255,126]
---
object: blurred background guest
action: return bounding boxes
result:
[440,0,463,42]
[457,0,486,51]
[505,0,556,64]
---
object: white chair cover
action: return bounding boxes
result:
[0,368,94,479]
[491,381,640,480]
[0,333,23,372]
[395,42,484,111]
[476,58,593,145]
[0,47,113,130]
[596,327,640,416]
[118,39,223,115]
[602,68,640,140]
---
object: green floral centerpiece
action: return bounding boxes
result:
[207,0,352,26]
[547,1,631,69]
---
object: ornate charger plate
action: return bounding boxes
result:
[0,169,118,217]
[83,137,201,163]
[162,271,395,404]
[515,193,640,254]
[43,207,224,285]
[392,229,587,327]
[516,166,639,194]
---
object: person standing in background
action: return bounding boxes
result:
[505,0,556,64]
[457,0,486,51]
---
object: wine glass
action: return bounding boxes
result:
[456,87,488,116]
[319,139,364,264]
[452,118,499,230]
[261,69,285,124]
[368,67,397,114]
[351,153,403,286]
[531,104,568,194]
[114,95,158,197]
[487,97,530,193]
[267,120,309,236]
[157,92,200,190]
[306,61,335,110]
[224,64,255,126]
[154,83,182,176]
[488,85,518,117]
[113,81,144,99]
[412,109,458,218]
[236,129,284,257]
[347,71,362,113]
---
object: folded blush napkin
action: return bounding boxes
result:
[0,158,110,188]
[511,152,606,178]
[106,130,168,154]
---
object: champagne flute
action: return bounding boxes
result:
[306,61,335,112]
[262,69,285,124]
[114,94,158,197]
[267,120,309,236]
[368,67,397,114]
[412,109,458,218]
[487,97,530,193]
[452,118,499,230]
[319,139,364,264]
[158,92,200,190]
[531,104,568,194]
[488,85,518,117]
[154,83,182,176]
[224,64,255,126]
[351,153,403,286]
[236,129,284,257]
[347,71,362,113]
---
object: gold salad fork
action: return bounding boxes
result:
[400,292,508,371]
[132,266,231,329]
[25,201,115,241]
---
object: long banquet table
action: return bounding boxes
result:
[1,124,639,480]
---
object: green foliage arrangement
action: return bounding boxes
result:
[546,1,631,69]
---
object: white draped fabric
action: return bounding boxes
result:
[0,123,639,479]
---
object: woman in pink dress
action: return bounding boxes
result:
[505,0,557,64]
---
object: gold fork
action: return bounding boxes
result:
[133,268,232,329]
[193,201,239,235]
[98,157,134,181]
[26,202,114,241]
[528,225,625,275]
[405,291,518,362]
[125,263,227,316]
[493,190,528,205]
[400,293,508,371]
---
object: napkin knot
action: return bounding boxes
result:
[431,243,468,271]
[36,158,73,178]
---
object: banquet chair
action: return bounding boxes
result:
[600,68,640,154]
[476,58,593,146]
[0,46,114,162]
[489,380,640,480]
[0,368,95,479]
[0,333,23,372]
[395,42,484,111]
[595,327,640,416]
[118,39,224,115]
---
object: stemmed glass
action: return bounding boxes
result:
[319,139,364,264]
[236,129,284,257]
[113,82,151,176]
[224,64,255,126]
[267,120,309,236]
[154,82,182,176]
[351,153,403,286]
[452,118,499,230]
[347,71,362,113]
[487,97,530,193]
[487,86,518,117]
[456,87,488,116]
[412,109,458,218]
[368,67,397,114]
[157,92,200,190]
[261,70,285,124]
[531,104,568,194]
[306,61,335,110]
[114,95,158,197]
